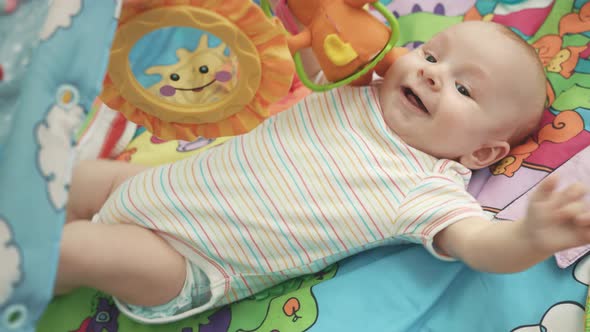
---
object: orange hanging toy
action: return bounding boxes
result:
[270,0,406,89]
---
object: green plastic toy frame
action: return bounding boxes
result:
[260,0,400,92]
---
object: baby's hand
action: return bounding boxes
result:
[523,176,590,254]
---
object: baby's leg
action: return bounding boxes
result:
[56,221,186,307]
[66,160,148,223]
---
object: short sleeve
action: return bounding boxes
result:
[396,160,485,260]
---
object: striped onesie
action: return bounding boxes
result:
[95,85,485,323]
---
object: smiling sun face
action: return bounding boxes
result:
[145,34,237,105]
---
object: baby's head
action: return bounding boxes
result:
[379,21,546,169]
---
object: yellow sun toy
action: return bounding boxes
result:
[100,0,295,140]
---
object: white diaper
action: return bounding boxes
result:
[116,259,211,320]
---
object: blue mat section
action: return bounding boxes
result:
[0,1,118,330]
[311,245,586,331]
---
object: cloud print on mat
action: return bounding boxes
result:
[511,302,584,332]
[0,218,21,306]
[36,85,84,210]
[573,254,590,285]
[39,0,82,40]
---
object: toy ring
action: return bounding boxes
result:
[100,0,295,140]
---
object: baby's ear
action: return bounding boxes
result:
[459,141,510,170]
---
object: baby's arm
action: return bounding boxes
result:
[434,176,590,273]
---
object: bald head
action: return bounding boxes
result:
[448,21,546,146]
[377,20,549,166]
[495,23,547,145]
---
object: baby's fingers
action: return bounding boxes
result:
[574,211,590,227]
[556,201,587,223]
[552,183,587,208]
[530,176,558,203]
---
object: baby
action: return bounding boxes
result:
[55,21,590,324]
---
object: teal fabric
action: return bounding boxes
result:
[4,0,590,331]
[0,1,117,331]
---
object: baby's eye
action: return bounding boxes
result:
[170,73,180,81]
[456,83,471,97]
[199,65,209,74]
[425,54,437,63]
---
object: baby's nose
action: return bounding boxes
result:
[418,68,441,90]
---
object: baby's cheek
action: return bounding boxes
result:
[380,104,394,126]
[444,112,483,140]
[380,102,400,132]
[442,108,469,126]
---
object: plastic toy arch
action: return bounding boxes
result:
[100,0,295,140]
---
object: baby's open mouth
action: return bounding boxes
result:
[402,87,430,114]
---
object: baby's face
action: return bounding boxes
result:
[379,22,542,167]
